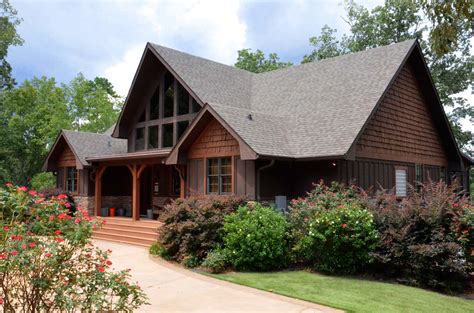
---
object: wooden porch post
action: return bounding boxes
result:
[94,166,107,217]
[127,164,147,221]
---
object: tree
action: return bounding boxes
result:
[417,0,473,56]
[304,0,473,155]
[302,25,349,63]
[235,49,292,73]
[0,74,122,185]
[0,0,23,90]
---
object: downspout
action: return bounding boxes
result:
[256,160,275,202]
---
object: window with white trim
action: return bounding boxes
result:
[395,168,407,197]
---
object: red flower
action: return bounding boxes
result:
[11,235,22,240]
[55,237,64,243]
[106,260,112,266]
[0,253,7,260]
[102,219,107,225]
[29,242,36,248]
[3,226,8,232]
[35,198,45,204]
[57,194,68,199]
[49,215,55,221]
[0,297,3,305]
[98,267,105,273]
[57,213,68,220]
[342,223,348,229]
[17,186,28,192]
[10,250,18,256]
[453,203,460,208]
[54,230,62,235]
[28,190,37,196]
[4,182,12,187]
[74,217,81,223]
[65,202,71,208]
[39,193,45,197]
[21,244,27,249]
[44,252,52,258]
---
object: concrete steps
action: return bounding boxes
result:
[93,217,162,247]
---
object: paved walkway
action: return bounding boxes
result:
[94,240,342,313]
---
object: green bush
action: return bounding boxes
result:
[149,241,166,256]
[30,172,55,191]
[183,254,200,268]
[158,196,246,264]
[223,204,288,271]
[201,248,228,273]
[362,181,473,292]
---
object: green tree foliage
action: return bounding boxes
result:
[417,0,473,56]
[235,48,293,73]
[0,75,121,185]
[305,0,473,155]
[0,0,23,90]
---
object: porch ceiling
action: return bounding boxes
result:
[86,149,171,165]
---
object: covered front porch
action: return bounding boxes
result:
[87,150,185,221]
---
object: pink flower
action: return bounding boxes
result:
[0,253,7,260]
[28,190,37,196]
[74,217,81,223]
[3,226,8,232]
[54,230,61,235]
[10,250,18,256]
[49,215,55,221]
[39,193,45,197]
[17,186,27,192]
[29,242,36,248]
[65,202,71,208]
[342,223,348,229]
[98,267,105,273]
[57,194,68,199]
[55,237,64,243]
[44,252,52,258]
[57,213,67,219]
[0,297,3,305]
[102,220,107,225]
[35,198,45,204]
[21,244,27,250]
[105,260,112,266]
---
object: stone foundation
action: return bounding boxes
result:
[73,195,132,217]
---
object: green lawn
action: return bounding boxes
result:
[209,271,473,313]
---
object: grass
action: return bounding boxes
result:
[209,271,473,313]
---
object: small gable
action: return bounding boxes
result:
[356,61,449,167]
[188,118,240,159]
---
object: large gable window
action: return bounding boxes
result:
[207,158,232,195]
[131,70,201,152]
[395,167,407,197]
[65,167,78,193]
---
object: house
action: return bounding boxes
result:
[43,39,472,221]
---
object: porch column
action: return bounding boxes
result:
[127,164,146,221]
[177,165,186,199]
[94,166,107,217]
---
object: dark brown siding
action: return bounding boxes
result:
[56,145,76,167]
[187,159,204,196]
[188,118,239,159]
[356,61,448,167]
[235,158,256,199]
[340,159,446,191]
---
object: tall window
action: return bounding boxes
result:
[207,158,232,194]
[164,73,174,118]
[66,167,77,193]
[148,125,158,149]
[162,123,173,148]
[177,83,189,115]
[149,86,160,120]
[135,127,145,151]
[395,168,407,197]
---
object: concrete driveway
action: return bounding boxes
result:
[94,240,341,313]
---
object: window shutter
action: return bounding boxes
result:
[395,169,407,197]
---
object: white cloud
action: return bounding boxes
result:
[101,0,247,96]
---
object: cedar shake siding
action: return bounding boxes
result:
[56,145,76,168]
[188,118,240,159]
[356,61,448,167]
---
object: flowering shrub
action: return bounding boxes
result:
[201,248,228,273]
[0,184,148,311]
[362,181,474,292]
[158,196,247,263]
[223,204,288,271]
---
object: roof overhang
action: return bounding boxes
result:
[86,149,171,164]
[166,104,258,165]
[42,131,86,172]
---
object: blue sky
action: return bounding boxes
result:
[8,0,384,96]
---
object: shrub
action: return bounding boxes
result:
[149,241,166,256]
[201,248,228,273]
[0,183,148,311]
[158,196,246,264]
[288,181,377,274]
[223,204,288,271]
[362,181,473,292]
[182,254,200,268]
[30,172,55,191]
